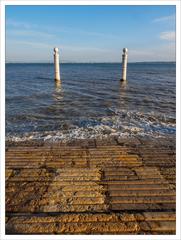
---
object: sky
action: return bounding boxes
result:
[6,5,176,63]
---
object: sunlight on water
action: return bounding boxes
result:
[6,62,176,142]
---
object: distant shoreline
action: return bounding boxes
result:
[6,61,176,64]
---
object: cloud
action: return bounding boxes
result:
[7,39,110,52]
[6,17,176,63]
[6,19,55,39]
[160,31,175,41]
[6,18,118,43]
[7,29,56,39]
[6,39,112,62]
[7,40,53,49]
[129,44,175,62]
[153,14,175,23]
[6,38,176,62]
[55,27,118,40]
[6,19,37,29]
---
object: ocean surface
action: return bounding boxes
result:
[6,63,176,142]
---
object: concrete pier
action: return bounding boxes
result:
[54,47,61,82]
[121,48,128,81]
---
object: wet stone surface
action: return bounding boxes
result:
[5,137,176,234]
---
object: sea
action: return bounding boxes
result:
[5,62,176,142]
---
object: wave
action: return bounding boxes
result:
[6,109,176,143]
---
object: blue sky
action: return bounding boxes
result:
[6,5,176,62]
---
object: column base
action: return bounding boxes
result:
[54,79,61,82]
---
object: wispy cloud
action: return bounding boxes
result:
[130,44,175,62]
[7,29,56,39]
[7,39,111,53]
[160,31,175,41]
[6,19,37,29]
[6,19,118,42]
[7,40,53,49]
[7,38,176,63]
[153,14,175,23]
[6,38,112,63]
[6,11,176,63]
[54,26,118,40]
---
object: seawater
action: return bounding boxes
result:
[6,63,176,142]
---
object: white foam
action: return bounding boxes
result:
[6,109,176,143]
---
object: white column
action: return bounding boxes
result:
[121,48,128,81]
[54,47,60,82]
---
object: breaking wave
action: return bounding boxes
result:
[6,109,175,142]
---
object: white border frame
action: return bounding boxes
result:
[0,1,180,240]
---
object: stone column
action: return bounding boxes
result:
[121,48,128,81]
[54,47,61,82]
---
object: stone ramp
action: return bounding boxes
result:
[5,141,176,234]
[6,212,175,234]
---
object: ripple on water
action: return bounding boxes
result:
[6,63,176,142]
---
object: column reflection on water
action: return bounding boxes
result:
[120,79,127,89]
[119,80,128,109]
[55,80,61,92]
[53,80,63,101]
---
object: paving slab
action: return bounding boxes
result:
[5,138,176,234]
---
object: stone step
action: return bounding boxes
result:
[109,189,175,197]
[110,196,176,204]
[107,184,170,191]
[6,212,176,234]
[111,203,175,211]
[5,143,176,234]
[140,220,176,233]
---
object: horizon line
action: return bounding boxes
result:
[6,61,176,64]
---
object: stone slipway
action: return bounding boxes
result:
[5,137,176,234]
